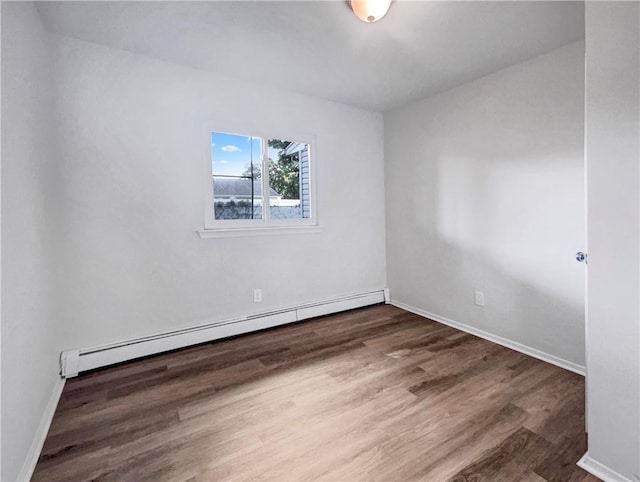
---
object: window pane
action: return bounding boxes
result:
[211,132,263,220]
[267,139,311,220]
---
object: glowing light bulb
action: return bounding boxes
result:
[350,0,393,23]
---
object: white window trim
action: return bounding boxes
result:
[197,225,323,239]
[201,128,318,234]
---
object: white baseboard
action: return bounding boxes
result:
[578,453,634,482]
[17,377,66,482]
[63,290,386,377]
[391,300,586,376]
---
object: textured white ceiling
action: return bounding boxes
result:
[36,1,585,112]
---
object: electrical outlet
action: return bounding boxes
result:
[253,289,262,303]
[475,291,485,306]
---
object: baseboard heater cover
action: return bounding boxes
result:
[60,289,386,377]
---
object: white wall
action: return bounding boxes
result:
[50,35,386,351]
[583,3,640,481]
[1,3,63,480]
[384,42,585,366]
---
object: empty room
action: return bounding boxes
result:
[2,1,639,481]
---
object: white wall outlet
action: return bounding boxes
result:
[253,288,263,303]
[475,291,485,306]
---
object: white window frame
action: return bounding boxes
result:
[202,128,317,233]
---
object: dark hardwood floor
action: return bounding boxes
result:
[33,304,598,481]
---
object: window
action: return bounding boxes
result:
[204,131,314,230]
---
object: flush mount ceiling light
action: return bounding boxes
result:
[350,0,393,23]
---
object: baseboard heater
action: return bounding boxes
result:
[60,289,389,378]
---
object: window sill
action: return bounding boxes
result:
[197,225,323,239]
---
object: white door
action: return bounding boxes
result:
[580,3,640,480]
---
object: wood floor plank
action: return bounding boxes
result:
[448,427,554,482]
[33,304,597,482]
